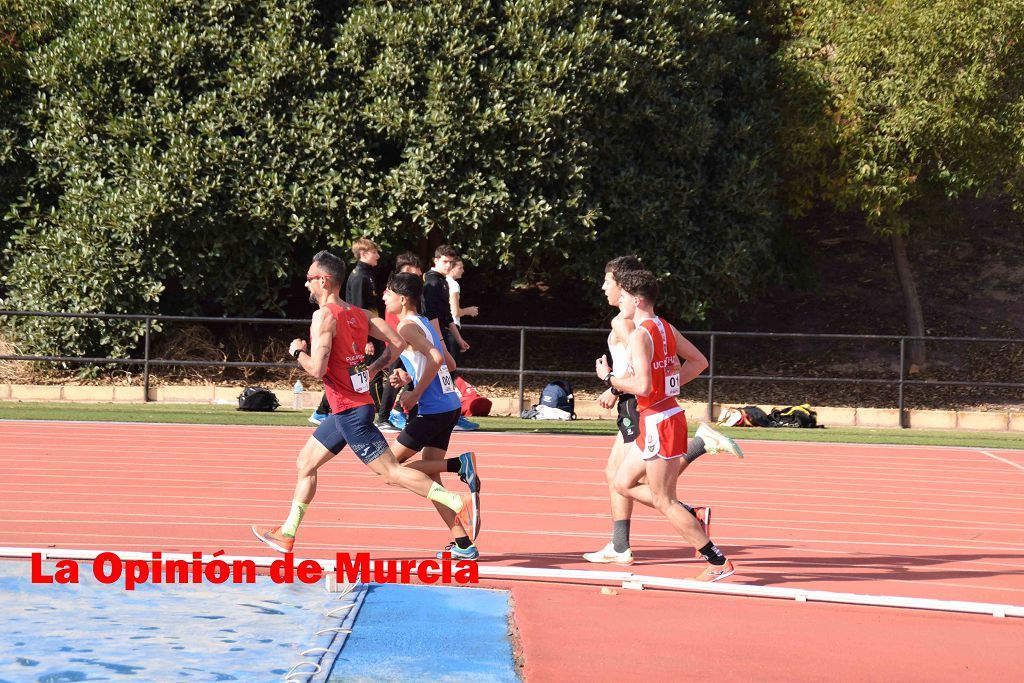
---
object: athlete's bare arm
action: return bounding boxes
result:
[610,312,635,347]
[597,381,618,410]
[365,310,405,376]
[599,329,653,398]
[292,307,336,379]
[598,314,638,408]
[395,318,444,410]
[670,324,709,387]
[429,317,457,371]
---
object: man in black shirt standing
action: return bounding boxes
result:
[422,244,469,358]
[422,244,477,430]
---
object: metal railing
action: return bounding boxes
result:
[2,310,1023,427]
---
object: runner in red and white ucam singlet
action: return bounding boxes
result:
[634,315,688,457]
[595,269,737,582]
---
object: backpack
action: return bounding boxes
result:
[741,405,775,427]
[540,380,575,419]
[520,404,573,421]
[455,377,492,417]
[718,405,775,427]
[770,404,818,428]
[237,386,280,412]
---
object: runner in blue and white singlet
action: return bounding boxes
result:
[382,272,482,551]
[399,314,461,415]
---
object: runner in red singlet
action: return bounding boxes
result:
[251,250,475,554]
[595,269,736,582]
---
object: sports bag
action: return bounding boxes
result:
[540,380,575,419]
[237,387,280,412]
[455,377,492,417]
[770,404,818,428]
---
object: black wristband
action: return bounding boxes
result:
[292,349,304,361]
[610,387,623,396]
[602,372,615,388]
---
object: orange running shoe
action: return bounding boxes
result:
[251,525,294,553]
[455,493,481,541]
[693,506,712,558]
[694,559,735,583]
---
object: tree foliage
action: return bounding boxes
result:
[3,0,790,358]
[781,0,1024,362]
[788,0,1024,229]
[4,0,345,358]
[0,0,69,253]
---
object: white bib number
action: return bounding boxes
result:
[664,359,680,397]
[438,365,457,394]
[349,364,370,394]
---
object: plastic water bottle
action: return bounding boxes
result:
[293,380,303,409]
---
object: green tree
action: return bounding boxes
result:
[4,0,789,359]
[320,0,786,320]
[0,0,69,257]
[3,0,346,359]
[788,0,1024,366]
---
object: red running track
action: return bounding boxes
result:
[1,420,1022,680]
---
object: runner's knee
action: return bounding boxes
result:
[612,474,633,497]
[296,462,320,480]
[651,491,674,513]
[295,449,320,476]
[376,460,402,486]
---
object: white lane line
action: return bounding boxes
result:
[979,450,1024,473]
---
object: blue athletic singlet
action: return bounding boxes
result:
[399,315,461,415]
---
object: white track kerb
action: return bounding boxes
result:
[4,546,1022,619]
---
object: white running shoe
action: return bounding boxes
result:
[582,542,634,565]
[696,422,744,459]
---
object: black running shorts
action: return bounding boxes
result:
[397,408,461,452]
[616,394,640,444]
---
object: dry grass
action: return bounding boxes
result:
[0,335,40,384]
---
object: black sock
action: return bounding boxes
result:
[446,458,461,473]
[612,520,631,553]
[684,436,706,463]
[455,536,472,549]
[698,541,726,565]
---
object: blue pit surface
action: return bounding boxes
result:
[329,583,517,682]
[0,559,518,682]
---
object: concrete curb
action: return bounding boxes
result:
[1,383,1022,432]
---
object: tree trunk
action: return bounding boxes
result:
[890,232,926,372]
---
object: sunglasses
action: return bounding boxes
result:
[306,273,330,282]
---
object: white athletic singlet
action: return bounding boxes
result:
[608,331,630,376]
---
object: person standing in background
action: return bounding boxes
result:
[377,251,424,432]
[447,257,479,372]
[422,245,477,431]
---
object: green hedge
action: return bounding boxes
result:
[2,0,788,358]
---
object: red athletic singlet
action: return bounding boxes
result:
[321,303,374,413]
[636,317,681,412]
[636,317,687,459]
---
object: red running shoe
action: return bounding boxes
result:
[251,525,294,553]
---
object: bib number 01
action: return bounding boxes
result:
[665,369,680,397]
